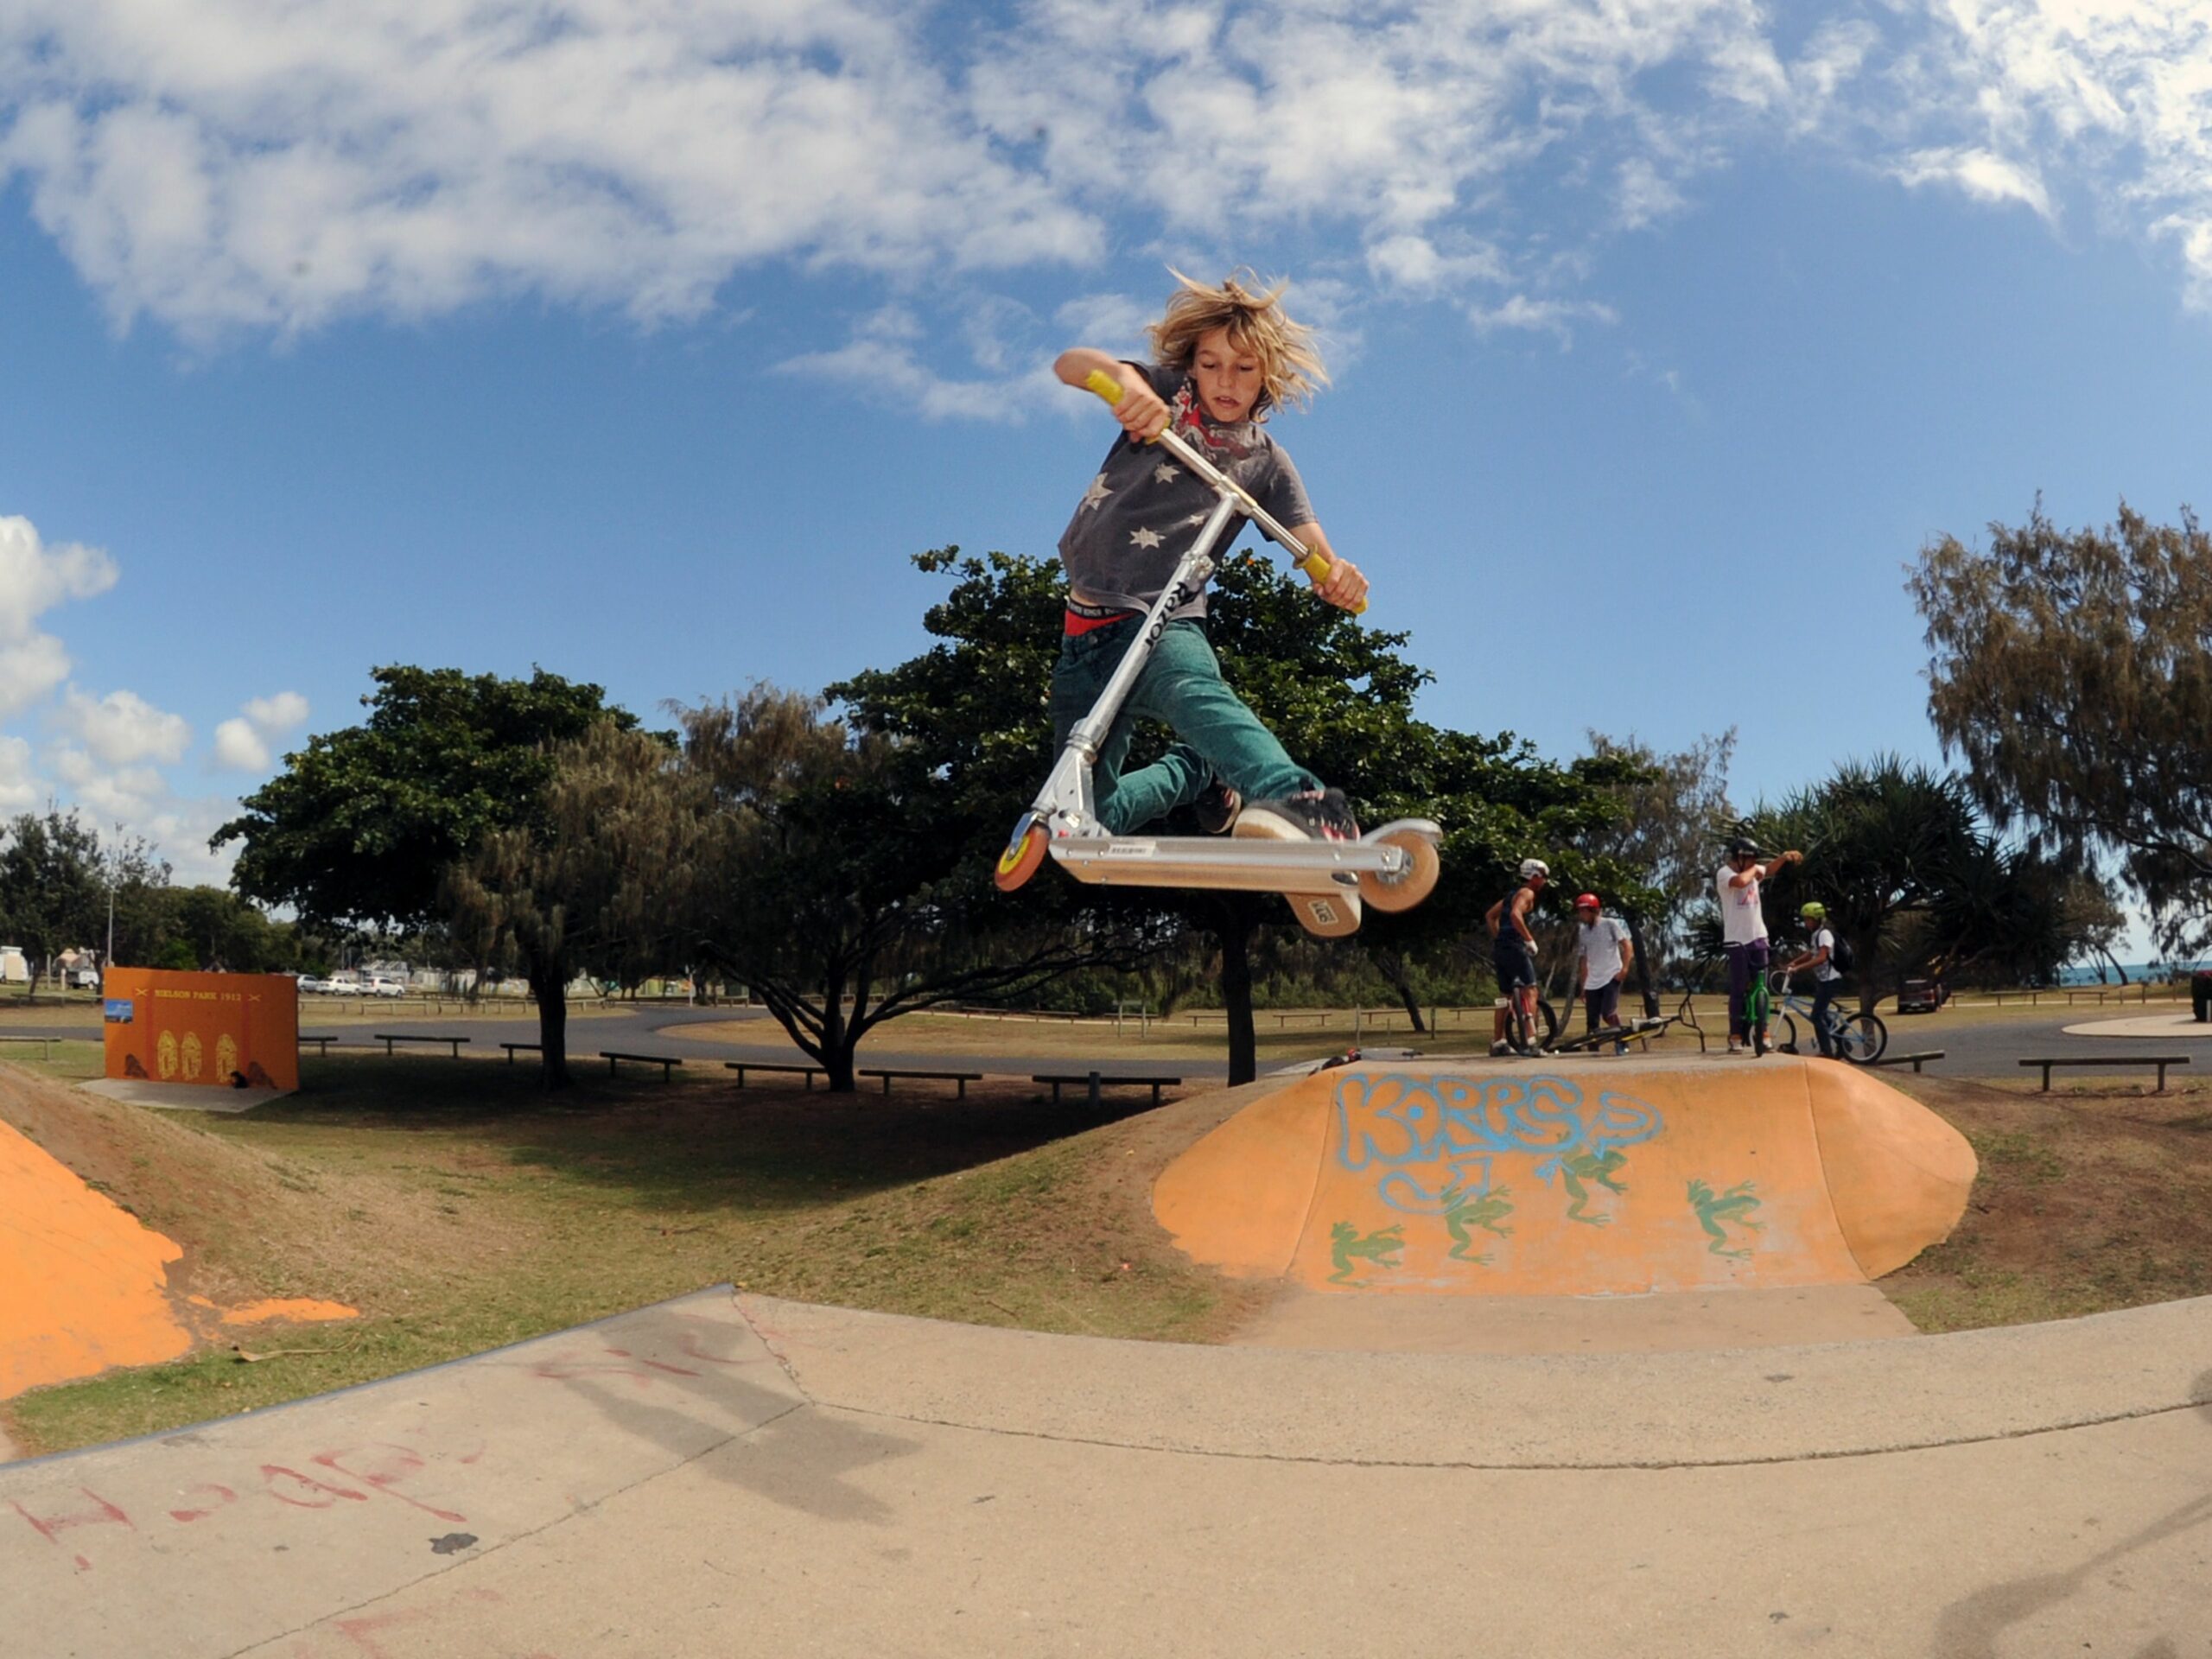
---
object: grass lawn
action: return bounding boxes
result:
[0,1054,1256,1459]
[1881,1073,2212,1330]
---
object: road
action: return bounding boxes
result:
[14,1000,2207,1081]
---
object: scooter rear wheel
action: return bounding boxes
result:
[994,821,1050,893]
[1357,828,1440,912]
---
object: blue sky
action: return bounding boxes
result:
[1,1,2209,953]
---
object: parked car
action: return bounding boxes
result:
[365,976,409,998]
[65,966,100,991]
[327,976,365,996]
[1896,979,1945,1014]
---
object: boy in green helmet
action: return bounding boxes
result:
[1782,902,1844,1058]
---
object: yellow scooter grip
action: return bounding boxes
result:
[1298,550,1369,617]
[1083,368,1125,405]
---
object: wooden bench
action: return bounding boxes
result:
[499,1042,542,1064]
[1869,1051,1944,1073]
[2022,1055,2190,1093]
[0,1035,55,1059]
[725,1061,824,1089]
[372,1033,469,1058]
[860,1067,984,1099]
[297,1036,336,1057]
[1033,1071,1182,1108]
[602,1051,683,1081]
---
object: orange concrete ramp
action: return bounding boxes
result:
[0,1117,192,1397]
[1153,1058,1975,1296]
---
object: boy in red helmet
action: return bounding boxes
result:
[1570,893,1634,1055]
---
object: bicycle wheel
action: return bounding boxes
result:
[1777,1014,1801,1055]
[1748,976,1771,1056]
[1836,1010,1888,1065]
[1535,999,1560,1050]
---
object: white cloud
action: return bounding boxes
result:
[0,517,117,718]
[9,0,2212,371]
[212,689,310,771]
[777,304,1063,422]
[1893,145,2055,218]
[212,718,268,772]
[1466,295,1619,346]
[57,686,190,766]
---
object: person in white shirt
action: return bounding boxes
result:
[1716,836,1802,1054]
[1570,893,1634,1053]
[1782,901,1846,1058]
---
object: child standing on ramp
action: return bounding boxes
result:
[1047,272,1369,846]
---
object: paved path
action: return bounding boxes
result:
[15,1002,2193,1081]
[8,1285,2211,1656]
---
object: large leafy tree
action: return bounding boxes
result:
[1742,756,2073,1009]
[677,685,1151,1091]
[214,665,639,1065]
[0,809,109,999]
[447,724,696,1088]
[835,548,1645,1082]
[1911,502,2212,952]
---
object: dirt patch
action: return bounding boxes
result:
[1881,1075,2212,1330]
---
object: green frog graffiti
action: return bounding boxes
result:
[1687,1178,1764,1257]
[1440,1183,1515,1263]
[1327,1221,1405,1285]
[1557,1149,1629,1226]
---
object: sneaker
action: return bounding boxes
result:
[1194,778,1241,835]
[1490,1039,1511,1058]
[1232,787,1359,842]
[1726,1039,1744,1055]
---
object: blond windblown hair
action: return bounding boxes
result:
[1147,269,1327,416]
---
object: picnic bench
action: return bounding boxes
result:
[601,1051,684,1081]
[2021,1055,2190,1093]
[1869,1051,1944,1073]
[1033,1071,1182,1108]
[372,1033,469,1058]
[724,1061,825,1089]
[499,1042,541,1064]
[0,1035,56,1059]
[297,1036,336,1058]
[860,1067,984,1099]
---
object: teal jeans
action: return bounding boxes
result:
[1050,616,1318,835]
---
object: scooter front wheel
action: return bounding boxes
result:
[994,819,1050,893]
[1357,828,1440,912]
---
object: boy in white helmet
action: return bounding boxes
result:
[1486,859,1549,1056]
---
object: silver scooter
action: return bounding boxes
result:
[992,371,1441,938]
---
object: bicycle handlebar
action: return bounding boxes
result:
[1082,369,1367,616]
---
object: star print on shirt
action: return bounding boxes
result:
[1078,474,1111,512]
[1128,526,1165,549]
[1179,512,1211,527]
[1153,463,1180,484]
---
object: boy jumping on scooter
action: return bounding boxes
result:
[1049,271,1369,845]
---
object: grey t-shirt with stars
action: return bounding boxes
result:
[1057,361,1314,619]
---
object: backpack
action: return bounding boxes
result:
[1824,931,1854,974]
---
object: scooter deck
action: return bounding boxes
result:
[1046,818,1436,896]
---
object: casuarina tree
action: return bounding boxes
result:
[1912,502,2212,954]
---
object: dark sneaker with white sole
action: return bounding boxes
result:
[1194,778,1241,835]
[1231,787,1359,843]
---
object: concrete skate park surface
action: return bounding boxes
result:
[2063,1011,2212,1039]
[8,1285,2212,1657]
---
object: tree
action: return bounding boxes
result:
[677,685,1147,1091]
[1583,729,1737,998]
[214,665,640,1070]
[0,809,107,1000]
[835,548,1649,1083]
[1743,756,2069,1010]
[167,887,296,973]
[1912,502,2212,953]
[446,724,696,1089]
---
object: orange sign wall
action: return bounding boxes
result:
[103,969,300,1091]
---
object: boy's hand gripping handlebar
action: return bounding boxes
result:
[1082,369,1367,616]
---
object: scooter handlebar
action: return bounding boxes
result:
[1078,370,1367,617]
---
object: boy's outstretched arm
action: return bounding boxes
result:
[1293,522,1368,613]
[1055,348,1168,440]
